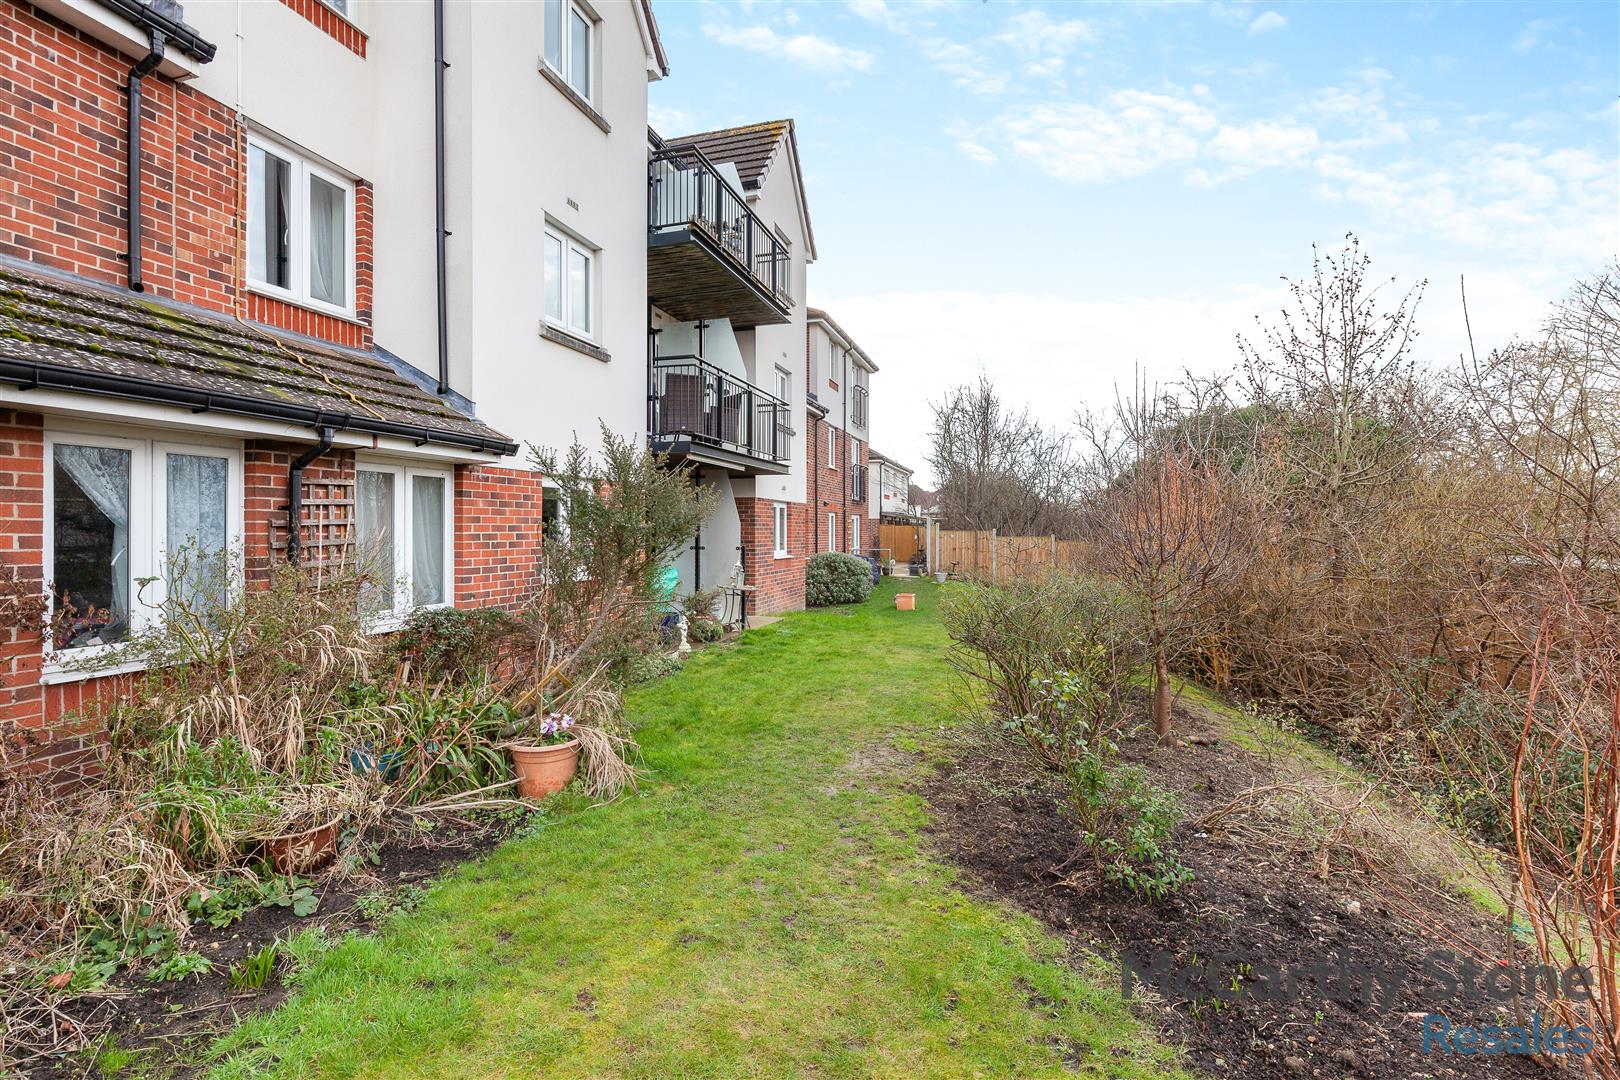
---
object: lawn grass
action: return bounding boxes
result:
[202,579,1185,1079]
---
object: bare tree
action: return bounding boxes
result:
[927,374,1082,535]
[1079,377,1255,744]
[1238,234,1439,584]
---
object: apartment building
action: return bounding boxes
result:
[646,120,816,617]
[0,0,666,781]
[0,0,883,782]
[804,308,877,563]
[869,450,916,521]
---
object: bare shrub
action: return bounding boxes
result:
[942,575,1142,769]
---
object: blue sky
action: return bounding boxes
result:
[649,1,1620,481]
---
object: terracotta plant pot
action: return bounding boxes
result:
[511,738,580,799]
[263,815,343,874]
[895,592,916,611]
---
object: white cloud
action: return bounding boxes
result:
[703,23,875,74]
[1513,18,1561,53]
[1209,119,1319,168]
[994,10,1096,56]
[1312,142,1618,264]
[956,140,996,166]
[648,105,695,135]
[1247,11,1287,35]
[992,92,1218,183]
[921,38,1008,95]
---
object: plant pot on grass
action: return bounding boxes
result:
[895,592,916,611]
[510,712,580,799]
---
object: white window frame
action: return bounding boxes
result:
[543,224,597,340]
[772,502,789,559]
[543,0,597,104]
[42,425,243,679]
[827,512,837,553]
[354,461,456,628]
[827,427,838,470]
[851,514,861,553]
[245,131,357,319]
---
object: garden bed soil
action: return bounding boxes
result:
[923,698,1546,1080]
[23,814,516,1079]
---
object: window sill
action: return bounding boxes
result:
[538,63,611,134]
[247,283,362,325]
[41,656,147,686]
[541,323,611,363]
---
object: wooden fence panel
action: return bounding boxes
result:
[931,530,1094,580]
[880,523,925,565]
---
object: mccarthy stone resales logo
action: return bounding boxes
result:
[1121,947,1597,1056]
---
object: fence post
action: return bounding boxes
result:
[1050,534,1057,569]
[990,529,998,581]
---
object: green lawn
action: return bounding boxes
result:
[205,579,1184,1079]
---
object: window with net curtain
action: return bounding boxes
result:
[51,441,233,650]
[356,466,450,617]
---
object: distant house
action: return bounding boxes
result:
[869,450,916,522]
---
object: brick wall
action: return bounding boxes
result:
[807,415,872,555]
[245,441,357,583]
[0,408,47,773]
[737,495,807,615]
[0,0,371,348]
[454,464,546,611]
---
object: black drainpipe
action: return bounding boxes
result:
[286,426,335,566]
[433,0,451,395]
[124,29,167,292]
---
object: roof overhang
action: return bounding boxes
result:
[807,308,877,372]
[633,0,669,80]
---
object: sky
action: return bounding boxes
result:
[648,0,1620,484]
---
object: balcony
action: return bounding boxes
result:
[648,146,793,329]
[851,384,869,429]
[851,463,869,502]
[649,355,791,475]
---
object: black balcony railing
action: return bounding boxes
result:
[649,146,793,309]
[851,384,869,428]
[650,355,791,463]
[850,463,869,502]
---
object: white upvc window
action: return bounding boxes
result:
[246,132,355,316]
[827,512,837,552]
[355,462,454,624]
[44,428,242,667]
[544,0,595,102]
[827,427,838,470]
[851,514,861,552]
[543,225,596,339]
[772,502,789,558]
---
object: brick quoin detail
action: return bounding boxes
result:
[0,0,373,349]
[737,496,806,615]
[454,465,546,611]
[277,0,369,57]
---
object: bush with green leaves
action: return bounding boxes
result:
[391,606,517,683]
[945,576,1143,769]
[1064,756,1191,901]
[805,552,874,607]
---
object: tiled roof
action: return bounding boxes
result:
[663,120,791,190]
[0,262,514,453]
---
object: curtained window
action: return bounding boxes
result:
[246,133,354,314]
[47,434,240,657]
[356,463,453,622]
